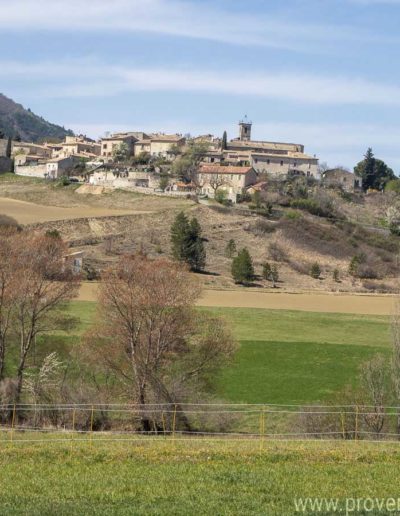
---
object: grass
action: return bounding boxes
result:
[0,438,400,515]
[0,172,44,183]
[40,302,391,406]
[204,307,391,404]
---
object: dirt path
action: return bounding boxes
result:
[78,283,396,315]
[0,197,151,224]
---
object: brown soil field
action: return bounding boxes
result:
[0,197,150,224]
[78,282,396,315]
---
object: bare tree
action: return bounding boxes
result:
[11,233,80,403]
[392,303,400,436]
[0,236,16,381]
[83,254,236,431]
[208,174,228,197]
[360,355,388,438]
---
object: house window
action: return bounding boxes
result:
[294,162,297,168]
[210,158,214,163]
[280,160,284,166]
[267,159,270,165]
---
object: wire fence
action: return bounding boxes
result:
[1,403,400,446]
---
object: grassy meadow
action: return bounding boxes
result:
[0,439,400,515]
[24,300,392,406]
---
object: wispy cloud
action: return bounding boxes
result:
[2,58,400,106]
[0,0,386,52]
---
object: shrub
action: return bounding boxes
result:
[45,229,61,239]
[290,199,326,217]
[310,262,321,279]
[285,210,301,220]
[248,220,276,236]
[332,268,340,282]
[348,255,363,277]
[262,262,279,287]
[231,248,254,285]
[236,192,251,203]
[268,242,288,262]
[225,239,236,258]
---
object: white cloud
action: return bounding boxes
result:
[2,58,400,106]
[0,0,386,51]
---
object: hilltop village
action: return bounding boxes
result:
[0,118,357,203]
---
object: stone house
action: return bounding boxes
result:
[100,133,137,159]
[54,136,101,158]
[322,168,362,192]
[15,156,80,179]
[197,165,257,202]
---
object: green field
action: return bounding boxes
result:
[41,302,392,406]
[0,439,399,515]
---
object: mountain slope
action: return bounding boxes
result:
[0,93,74,142]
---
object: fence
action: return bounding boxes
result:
[1,403,400,445]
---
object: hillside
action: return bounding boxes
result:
[0,93,74,142]
[0,175,399,294]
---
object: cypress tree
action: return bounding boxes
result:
[221,131,228,151]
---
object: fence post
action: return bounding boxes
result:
[71,408,76,452]
[355,406,359,441]
[90,405,94,448]
[10,404,16,444]
[340,412,345,440]
[260,407,265,453]
[161,411,166,438]
[172,404,177,443]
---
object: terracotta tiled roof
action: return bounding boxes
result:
[199,165,254,175]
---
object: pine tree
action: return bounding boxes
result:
[171,212,191,263]
[170,213,206,271]
[188,217,206,271]
[231,248,254,285]
[310,262,321,279]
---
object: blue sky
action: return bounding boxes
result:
[1,0,400,170]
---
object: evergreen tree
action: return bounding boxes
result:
[171,212,191,263]
[5,137,12,158]
[221,131,228,151]
[354,148,395,191]
[310,262,321,279]
[262,262,279,287]
[188,217,206,271]
[170,212,206,271]
[231,248,254,285]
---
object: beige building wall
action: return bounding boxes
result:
[198,167,257,202]
[101,136,136,158]
[149,138,185,157]
[251,154,318,178]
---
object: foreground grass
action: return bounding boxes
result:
[0,437,399,515]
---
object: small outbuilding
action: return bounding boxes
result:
[322,168,362,192]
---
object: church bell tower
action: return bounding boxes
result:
[239,115,252,141]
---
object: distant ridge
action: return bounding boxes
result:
[0,93,74,142]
